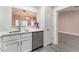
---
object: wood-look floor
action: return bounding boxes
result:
[33,32,79,52]
[58,32,79,52]
[33,44,64,52]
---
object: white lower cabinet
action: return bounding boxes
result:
[3,41,19,52]
[0,48,1,52]
[0,41,1,51]
[21,38,32,52]
[1,33,32,52]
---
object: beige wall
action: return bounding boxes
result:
[58,11,79,34]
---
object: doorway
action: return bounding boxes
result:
[57,6,79,51]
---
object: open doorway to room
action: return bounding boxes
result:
[58,6,79,52]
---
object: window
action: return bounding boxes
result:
[12,8,37,27]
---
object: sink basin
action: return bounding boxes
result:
[9,31,20,33]
[9,30,29,33]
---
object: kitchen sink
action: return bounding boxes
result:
[9,31,20,33]
[9,30,29,33]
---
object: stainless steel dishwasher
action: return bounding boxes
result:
[32,31,43,50]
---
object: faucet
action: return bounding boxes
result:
[18,25,20,31]
[18,20,21,31]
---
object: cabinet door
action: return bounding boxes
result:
[3,41,19,52]
[0,48,1,52]
[21,38,32,52]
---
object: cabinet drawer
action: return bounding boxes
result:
[21,37,32,41]
[2,35,20,42]
[21,33,32,39]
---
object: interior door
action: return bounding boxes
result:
[47,14,53,44]
[45,7,53,46]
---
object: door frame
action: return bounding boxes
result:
[53,6,70,45]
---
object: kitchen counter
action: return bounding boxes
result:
[0,28,44,52]
[0,29,44,37]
